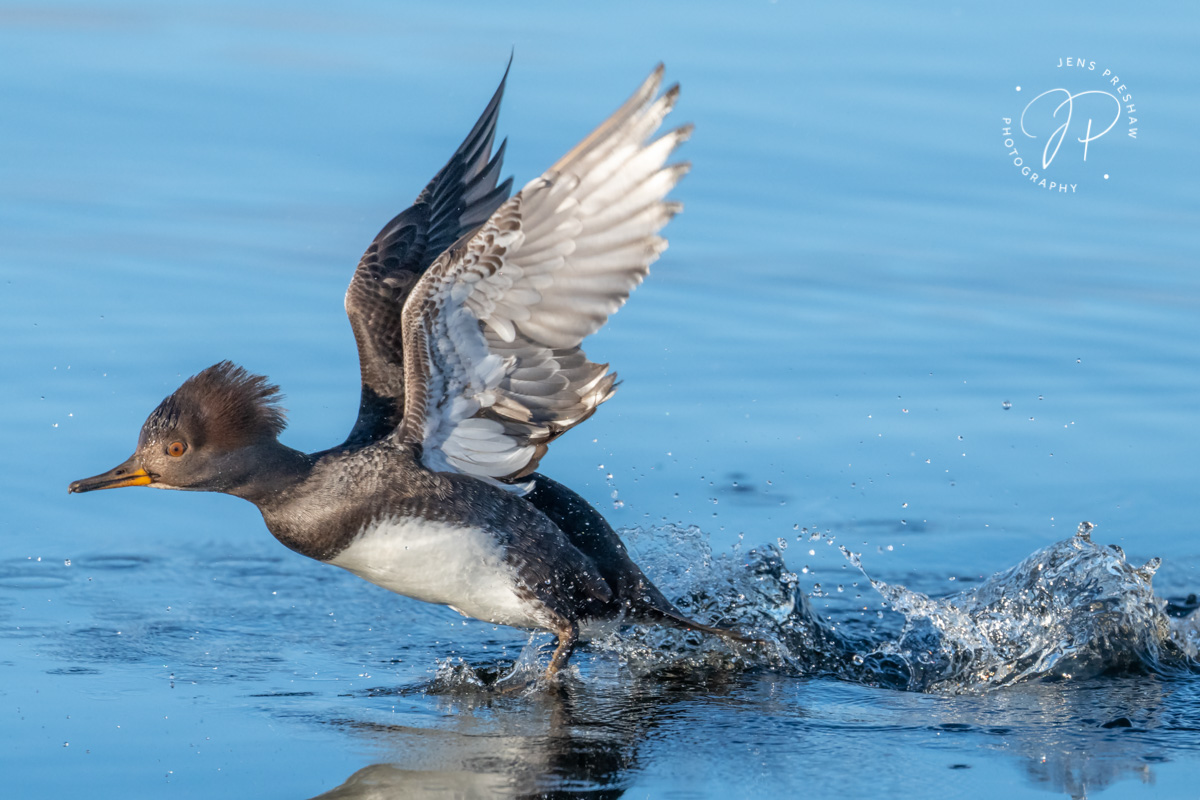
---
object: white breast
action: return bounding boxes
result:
[328,516,550,630]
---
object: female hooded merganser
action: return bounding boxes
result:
[70,64,744,679]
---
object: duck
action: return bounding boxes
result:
[69,64,746,681]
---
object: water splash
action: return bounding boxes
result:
[854,523,1192,692]
[612,521,1198,693]
[608,524,860,677]
[425,636,554,696]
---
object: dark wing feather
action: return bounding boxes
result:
[342,64,514,447]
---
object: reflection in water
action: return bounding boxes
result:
[307,669,1183,799]
[929,680,1170,800]
[311,671,752,799]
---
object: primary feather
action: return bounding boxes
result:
[342,63,513,447]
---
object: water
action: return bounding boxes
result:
[3,1,1199,797]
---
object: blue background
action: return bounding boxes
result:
[2,1,1197,797]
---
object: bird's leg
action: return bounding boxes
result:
[544,622,579,681]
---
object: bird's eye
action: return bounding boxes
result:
[167,441,188,457]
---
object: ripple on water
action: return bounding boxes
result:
[78,554,155,571]
[0,558,74,590]
[208,554,302,586]
[45,666,101,676]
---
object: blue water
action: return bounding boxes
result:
[3,1,1199,797]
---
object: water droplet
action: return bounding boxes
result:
[776,537,788,550]
[1002,400,1012,410]
[63,559,71,567]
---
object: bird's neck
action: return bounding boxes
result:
[222,440,314,507]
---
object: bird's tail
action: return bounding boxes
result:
[633,604,763,647]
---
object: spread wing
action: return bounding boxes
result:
[395,65,688,484]
[341,65,514,447]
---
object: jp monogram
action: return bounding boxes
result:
[1001,58,1138,194]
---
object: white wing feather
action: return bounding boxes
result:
[397,65,688,486]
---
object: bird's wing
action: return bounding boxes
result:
[342,65,513,447]
[395,65,688,485]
